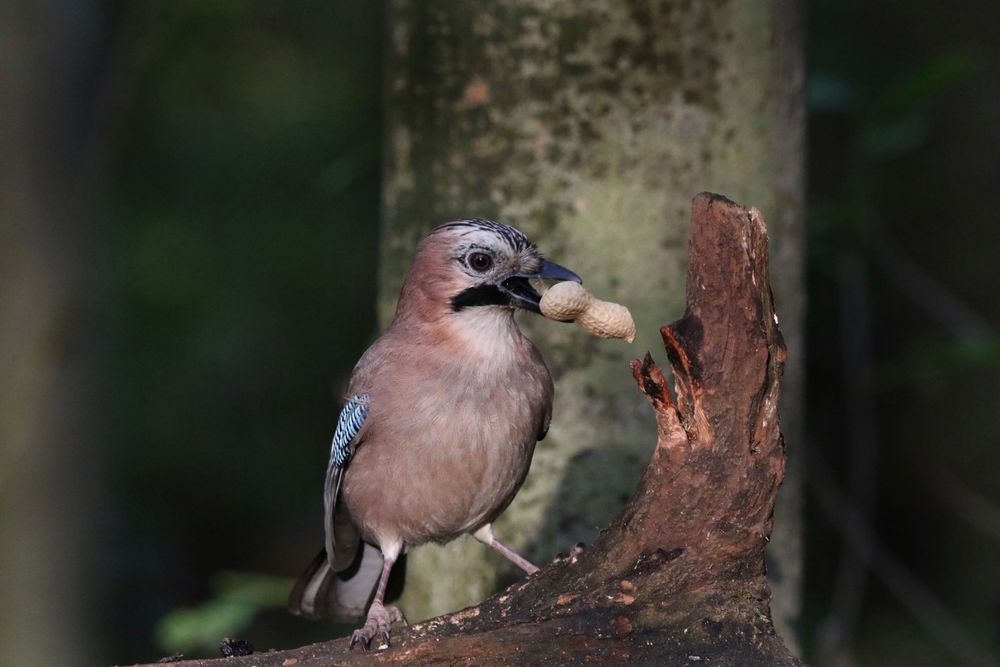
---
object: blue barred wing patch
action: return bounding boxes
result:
[329,394,370,468]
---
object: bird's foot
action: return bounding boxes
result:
[553,542,587,565]
[349,601,406,651]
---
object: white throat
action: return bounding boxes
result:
[446,306,525,362]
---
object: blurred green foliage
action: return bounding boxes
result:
[155,571,291,653]
[96,1,383,661]
[805,0,1000,664]
[808,53,974,257]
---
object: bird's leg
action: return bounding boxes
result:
[349,547,406,651]
[491,537,540,575]
[473,524,539,575]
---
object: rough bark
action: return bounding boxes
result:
[129,193,798,666]
[379,0,804,641]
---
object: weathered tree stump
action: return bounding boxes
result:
[130,192,798,666]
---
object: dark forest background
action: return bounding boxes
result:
[2,1,998,665]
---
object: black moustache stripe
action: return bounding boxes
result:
[451,284,510,311]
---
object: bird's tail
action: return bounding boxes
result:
[287,543,385,622]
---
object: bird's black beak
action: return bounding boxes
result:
[499,260,582,313]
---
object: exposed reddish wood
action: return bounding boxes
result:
[130,193,798,666]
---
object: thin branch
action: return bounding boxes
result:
[873,221,993,342]
[936,473,1000,547]
[816,254,880,664]
[808,444,995,666]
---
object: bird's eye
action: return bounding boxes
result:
[468,252,493,272]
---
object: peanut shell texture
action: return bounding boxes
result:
[539,281,636,343]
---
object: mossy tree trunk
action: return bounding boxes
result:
[379,0,804,644]
[0,1,106,664]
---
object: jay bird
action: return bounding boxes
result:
[288,218,580,649]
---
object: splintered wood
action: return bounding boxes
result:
[540,281,636,343]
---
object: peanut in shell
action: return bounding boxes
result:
[539,281,636,343]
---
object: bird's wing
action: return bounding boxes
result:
[323,393,369,570]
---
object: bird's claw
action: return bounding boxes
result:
[552,542,587,564]
[349,602,405,651]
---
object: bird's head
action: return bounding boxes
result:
[395,218,581,325]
